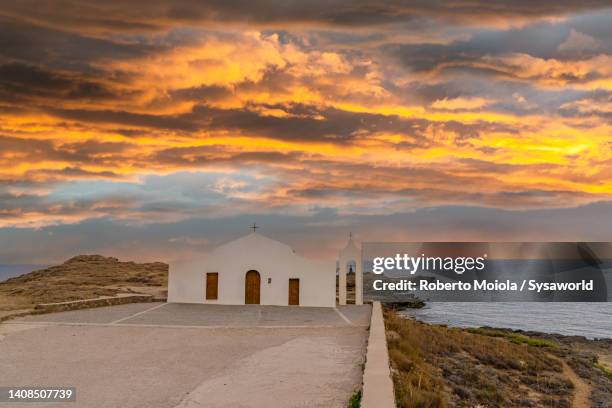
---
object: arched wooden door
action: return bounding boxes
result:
[245,270,261,304]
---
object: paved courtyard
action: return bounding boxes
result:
[0,303,371,408]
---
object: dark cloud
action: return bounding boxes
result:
[0,136,133,170]
[557,90,612,119]
[1,1,610,32]
[25,167,121,180]
[286,183,598,209]
[193,104,424,142]
[0,63,119,104]
[1,201,611,264]
[45,107,201,132]
[0,18,161,71]
[42,103,423,142]
[168,85,233,103]
[59,140,132,156]
[43,102,510,145]
[152,147,303,167]
[0,136,67,162]
[383,11,611,79]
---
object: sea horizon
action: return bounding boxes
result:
[402,301,612,340]
[0,264,47,282]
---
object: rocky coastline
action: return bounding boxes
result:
[386,303,611,407]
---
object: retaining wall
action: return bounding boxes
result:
[361,301,396,408]
[33,294,156,313]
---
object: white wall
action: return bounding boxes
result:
[168,234,335,307]
[168,258,208,304]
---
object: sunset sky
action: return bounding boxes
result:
[1,1,611,263]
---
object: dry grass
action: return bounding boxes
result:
[385,309,575,408]
[0,255,167,311]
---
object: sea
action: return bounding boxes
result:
[400,302,612,340]
[0,265,46,282]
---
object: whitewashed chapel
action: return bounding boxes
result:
[168,228,363,307]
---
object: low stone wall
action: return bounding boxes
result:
[33,294,155,313]
[0,310,33,323]
[362,301,396,408]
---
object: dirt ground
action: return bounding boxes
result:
[0,303,371,408]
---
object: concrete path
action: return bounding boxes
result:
[1,303,371,408]
[9,303,371,328]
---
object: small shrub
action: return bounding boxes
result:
[467,327,558,348]
[594,362,612,379]
[347,389,361,408]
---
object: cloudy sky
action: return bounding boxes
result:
[1,1,611,263]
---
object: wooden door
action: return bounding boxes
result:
[205,273,218,300]
[288,278,299,305]
[245,270,260,304]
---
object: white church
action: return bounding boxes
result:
[168,228,362,307]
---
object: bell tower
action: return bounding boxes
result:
[337,233,363,305]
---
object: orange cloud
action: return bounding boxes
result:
[0,4,611,230]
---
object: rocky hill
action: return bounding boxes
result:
[0,255,168,311]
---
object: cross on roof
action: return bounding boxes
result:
[250,222,259,232]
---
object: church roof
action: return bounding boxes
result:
[339,235,360,258]
[212,231,296,255]
[343,237,358,250]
